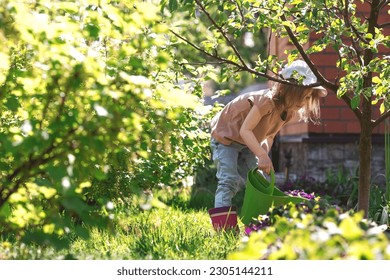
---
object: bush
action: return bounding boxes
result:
[229,201,390,260]
[0,0,207,249]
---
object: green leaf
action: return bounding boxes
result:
[85,23,100,39]
[380,102,385,114]
[351,95,360,109]
[48,165,68,183]
[372,76,381,84]
[75,225,90,239]
[22,231,70,250]
[5,96,20,111]
[129,57,143,69]
[94,168,108,180]
[275,218,290,237]
[61,196,89,215]
[0,202,12,218]
[339,216,364,240]
[168,0,178,12]
[160,0,168,12]
[296,25,308,33]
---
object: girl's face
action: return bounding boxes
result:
[285,88,313,110]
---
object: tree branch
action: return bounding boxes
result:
[194,0,248,68]
[341,94,363,122]
[170,29,291,84]
[169,29,242,69]
[232,0,246,24]
[0,127,77,206]
[279,13,365,120]
[377,22,390,28]
[280,14,338,92]
[379,0,390,9]
[179,61,227,66]
[0,151,63,206]
[373,109,390,128]
[343,0,366,64]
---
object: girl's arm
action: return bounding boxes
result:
[261,136,274,154]
[240,105,274,174]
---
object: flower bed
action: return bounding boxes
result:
[234,191,390,260]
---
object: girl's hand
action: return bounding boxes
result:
[257,154,274,175]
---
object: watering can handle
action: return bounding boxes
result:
[270,170,275,187]
[253,167,275,188]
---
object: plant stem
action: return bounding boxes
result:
[385,118,390,202]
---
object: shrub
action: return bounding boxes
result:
[230,201,390,260]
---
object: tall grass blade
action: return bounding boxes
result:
[386,118,390,202]
[383,118,390,226]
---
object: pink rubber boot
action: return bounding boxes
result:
[208,206,238,231]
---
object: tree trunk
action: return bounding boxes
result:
[357,0,380,218]
[357,97,373,217]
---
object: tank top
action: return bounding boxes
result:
[210,89,293,146]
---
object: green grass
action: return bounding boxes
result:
[0,186,243,260]
[2,168,389,260]
[68,207,241,260]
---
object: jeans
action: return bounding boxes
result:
[211,138,257,208]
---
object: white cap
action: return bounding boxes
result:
[280,60,327,97]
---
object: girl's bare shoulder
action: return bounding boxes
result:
[243,89,274,114]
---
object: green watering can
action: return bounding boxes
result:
[239,168,308,225]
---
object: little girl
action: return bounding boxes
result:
[208,60,327,231]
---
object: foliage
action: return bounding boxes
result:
[85,104,211,203]
[162,0,268,95]
[0,0,207,249]
[229,201,390,260]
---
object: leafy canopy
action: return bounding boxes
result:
[0,0,206,248]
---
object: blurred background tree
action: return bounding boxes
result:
[0,0,209,248]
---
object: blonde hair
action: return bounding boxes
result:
[271,82,322,124]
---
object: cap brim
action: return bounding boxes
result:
[312,85,327,97]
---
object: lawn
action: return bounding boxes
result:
[1,170,389,260]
